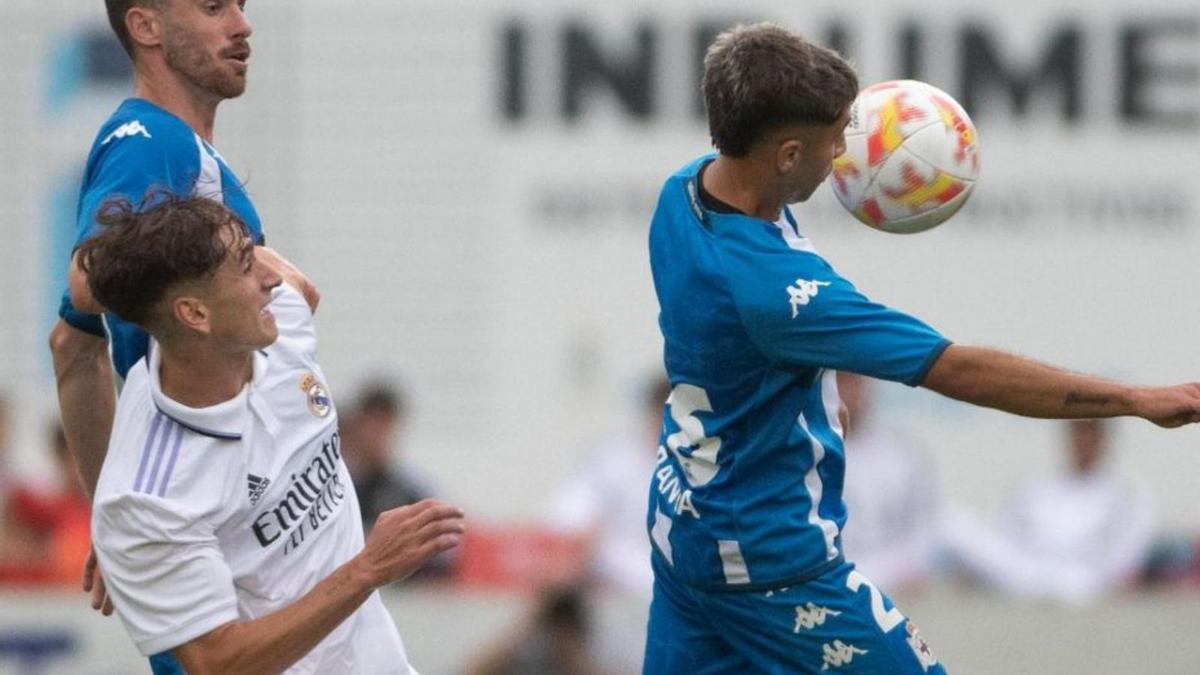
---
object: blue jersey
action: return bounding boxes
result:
[58,98,264,378]
[646,155,950,591]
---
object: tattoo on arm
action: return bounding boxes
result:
[1065,392,1111,407]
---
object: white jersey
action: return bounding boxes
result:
[92,284,414,674]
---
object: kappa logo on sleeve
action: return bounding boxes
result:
[101,120,152,145]
[787,278,832,318]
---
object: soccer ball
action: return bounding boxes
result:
[830,80,980,234]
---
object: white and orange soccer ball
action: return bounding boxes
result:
[830,80,980,234]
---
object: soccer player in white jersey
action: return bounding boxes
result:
[48,8,289,670]
[643,22,1200,674]
[79,193,465,674]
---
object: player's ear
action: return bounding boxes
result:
[171,295,212,336]
[777,138,804,174]
[126,4,166,51]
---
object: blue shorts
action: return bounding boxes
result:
[644,556,946,674]
[149,651,185,674]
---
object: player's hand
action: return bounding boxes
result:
[356,499,465,588]
[82,547,114,616]
[1133,383,1200,428]
[254,246,320,312]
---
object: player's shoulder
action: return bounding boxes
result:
[269,283,315,329]
[654,154,716,215]
[716,212,834,278]
[97,363,238,517]
[91,98,200,161]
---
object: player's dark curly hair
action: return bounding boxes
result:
[105,0,165,58]
[703,23,859,157]
[77,190,248,331]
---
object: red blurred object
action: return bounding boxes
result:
[454,524,585,590]
[1,485,90,586]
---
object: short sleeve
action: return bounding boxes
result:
[92,493,239,656]
[725,244,950,386]
[62,116,201,333]
[269,283,317,359]
[75,118,200,247]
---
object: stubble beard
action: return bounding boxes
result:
[163,25,247,100]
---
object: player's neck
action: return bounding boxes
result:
[158,343,254,409]
[134,63,220,143]
[704,155,786,221]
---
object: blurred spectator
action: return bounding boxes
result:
[943,419,1154,604]
[340,378,451,579]
[464,584,613,675]
[545,375,668,599]
[0,422,91,585]
[838,372,939,594]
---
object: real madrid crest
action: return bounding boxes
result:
[299,372,332,418]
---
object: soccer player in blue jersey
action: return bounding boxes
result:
[46,2,309,673]
[643,23,1200,674]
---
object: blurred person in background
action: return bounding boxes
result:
[0,423,92,585]
[545,374,668,599]
[942,419,1154,605]
[341,379,454,580]
[837,373,938,595]
[46,4,312,671]
[464,584,614,675]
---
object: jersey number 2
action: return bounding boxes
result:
[846,570,905,633]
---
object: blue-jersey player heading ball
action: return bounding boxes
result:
[643,22,1200,675]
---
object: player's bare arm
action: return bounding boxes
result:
[48,319,115,496]
[921,344,1200,427]
[172,500,464,675]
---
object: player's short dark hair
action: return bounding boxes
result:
[703,23,859,157]
[77,191,248,331]
[105,0,165,58]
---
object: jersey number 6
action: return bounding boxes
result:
[665,384,723,487]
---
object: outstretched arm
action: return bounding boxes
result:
[921,345,1200,428]
[171,500,464,675]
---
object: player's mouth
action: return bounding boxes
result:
[225,46,251,71]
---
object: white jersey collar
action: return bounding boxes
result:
[146,340,269,441]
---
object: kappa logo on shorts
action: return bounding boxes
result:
[247,473,271,506]
[299,373,332,417]
[787,278,831,318]
[820,640,867,671]
[793,602,842,633]
[905,620,938,671]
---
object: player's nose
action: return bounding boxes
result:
[231,4,252,39]
[259,262,281,291]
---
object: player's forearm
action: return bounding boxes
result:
[49,320,115,498]
[920,345,1137,419]
[174,557,377,675]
